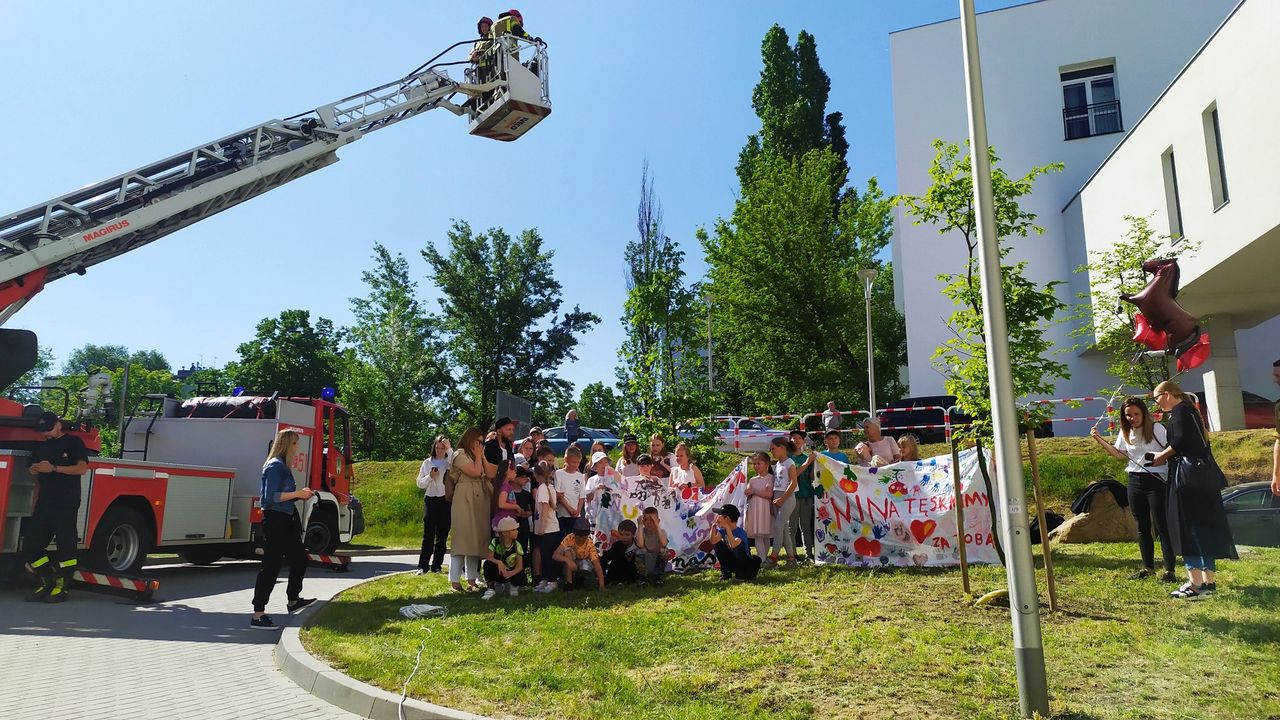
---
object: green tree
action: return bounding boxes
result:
[737,26,847,186]
[1071,214,1199,392]
[702,149,904,414]
[576,381,623,432]
[342,244,443,460]
[423,221,599,432]
[617,162,713,430]
[705,24,905,416]
[229,309,343,397]
[897,139,1068,435]
[63,344,170,374]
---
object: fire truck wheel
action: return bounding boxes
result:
[89,506,153,575]
[305,506,339,555]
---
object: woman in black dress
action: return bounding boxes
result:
[1151,381,1236,600]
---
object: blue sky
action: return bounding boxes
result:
[0,0,1022,393]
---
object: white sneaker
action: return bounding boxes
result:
[509,586,519,597]
[481,589,497,601]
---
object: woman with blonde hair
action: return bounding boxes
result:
[250,429,315,630]
[449,427,493,591]
[1090,397,1176,581]
[669,442,704,490]
[1151,381,1237,599]
[564,409,583,452]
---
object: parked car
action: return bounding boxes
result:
[877,395,1053,444]
[678,416,789,453]
[541,426,622,455]
[1222,482,1280,547]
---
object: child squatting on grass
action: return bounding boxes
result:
[482,516,526,600]
[553,516,605,591]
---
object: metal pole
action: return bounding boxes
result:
[958,1,1050,716]
[858,269,878,413]
[1025,430,1059,612]
[116,363,130,459]
[864,284,876,413]
[950,438,971,594]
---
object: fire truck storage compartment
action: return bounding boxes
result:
[154,469,233,543]
[123,398,316,502]
[0,451,37,554]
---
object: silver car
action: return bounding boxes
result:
[678,416,790,453]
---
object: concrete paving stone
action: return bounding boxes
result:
[0,553,417,719]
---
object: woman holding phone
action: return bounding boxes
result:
[415,435,453,574]
[1089,397,1175,582]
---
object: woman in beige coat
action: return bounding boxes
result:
[449,427,492,591]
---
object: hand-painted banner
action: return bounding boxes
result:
[812,448,1000,567]
[589,460,750,573]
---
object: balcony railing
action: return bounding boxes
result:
[1063,100,1123,140]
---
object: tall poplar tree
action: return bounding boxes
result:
[704,25,905,415]
[617,162,709,428]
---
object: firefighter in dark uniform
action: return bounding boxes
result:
[23,412,89,602]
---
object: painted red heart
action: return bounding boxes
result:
[910,519,937,544]
[853,537,882,557]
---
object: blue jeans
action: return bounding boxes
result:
[1184,555,1216,571]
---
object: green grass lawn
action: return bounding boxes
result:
[303,542,1280,720]
[347,430,1276,550]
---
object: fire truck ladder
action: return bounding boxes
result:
[0,39,500,325]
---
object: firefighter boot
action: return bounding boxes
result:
[43,576,70,603]
[24,557,57,602]
[43,559,77,603]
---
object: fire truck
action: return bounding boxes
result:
[0,35,551,582]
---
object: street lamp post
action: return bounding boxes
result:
[857,268,878,413]
[959,1,1050,717]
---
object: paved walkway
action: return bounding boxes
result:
[0,553,416,720]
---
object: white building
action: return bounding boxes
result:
[1064,0,1280,431]
[889,0,1277,431]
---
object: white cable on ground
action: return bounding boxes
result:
[399,626,431,720]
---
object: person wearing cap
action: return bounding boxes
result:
[584,450,617,508]
[22,412,89,603]
[528,426,545,447]
[482,516,526,600]
[711,504,760,581]
[485,417,516,511]
[616,434,641,477]
[553,517,604,591]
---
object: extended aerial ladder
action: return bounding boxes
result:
[0,35,550,367]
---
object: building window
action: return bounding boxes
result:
[1061,63,1123,140]
[1161,147,1184,240]
[1202,103,1229,209]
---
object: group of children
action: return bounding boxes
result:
[446,426,923,599]
[478,436,686,599]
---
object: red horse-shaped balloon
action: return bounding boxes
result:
[1120,258,1210,370]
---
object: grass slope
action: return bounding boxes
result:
[303,543,1280,720]
[348,430,1276,550]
